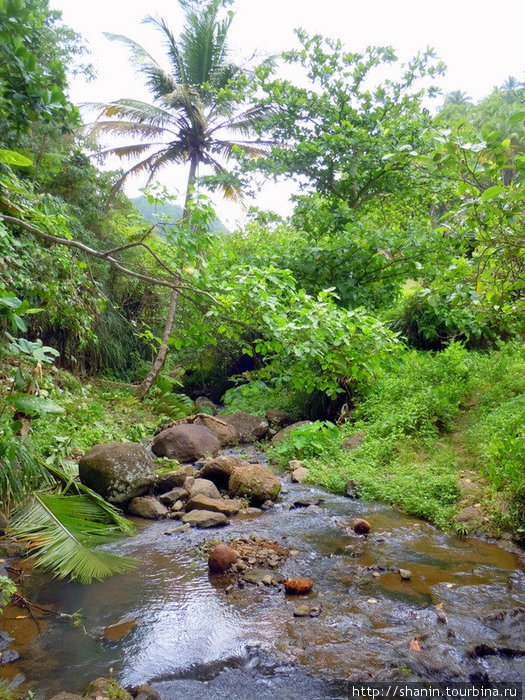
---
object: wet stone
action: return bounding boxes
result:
[0,648,20,664]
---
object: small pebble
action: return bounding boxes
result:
[293,605,311,617]
[367,598,378,604]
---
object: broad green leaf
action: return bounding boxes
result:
[0,149,32,167]
[481,185,506,202]
[10,394,65,416]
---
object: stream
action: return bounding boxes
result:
[1,446,524,699]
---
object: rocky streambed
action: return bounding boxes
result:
[1,433,524,698]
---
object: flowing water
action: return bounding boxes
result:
[1,451,524,699]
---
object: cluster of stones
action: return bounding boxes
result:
[48,677,159,700]
[77,410,287,528]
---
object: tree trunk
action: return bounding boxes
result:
[135,157,198,400]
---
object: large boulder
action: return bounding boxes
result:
[221,412,269,443]
[79,442,155,505]
[193,415,239,447]
[151,424,220,462]
[181,510,228,528]
[185,494,242,516]
[195,396,218,415]
[198,455,247,489]
[271,421,312,446]
[228,463,281,504]
[188,478,221,500]
[127,497,168,520]
[266,409,290,426]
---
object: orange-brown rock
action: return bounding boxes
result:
[283,578,314,594]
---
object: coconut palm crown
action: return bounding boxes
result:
[90,0,269,204]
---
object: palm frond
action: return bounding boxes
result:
[44,464,135,537]
[108,147,172,200]
[0,434,52,513]
[144,15,188,85]
[97,142,170,161]
[91,100,178,129]
[9,493,137,583]
[89,120,176,139]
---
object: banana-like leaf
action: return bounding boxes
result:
[9,494,138,584]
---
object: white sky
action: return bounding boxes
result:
[51,0,525,226]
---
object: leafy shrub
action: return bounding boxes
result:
[221,379,306,419]
[269,421,339,463]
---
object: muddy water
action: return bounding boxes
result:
[1,455,524,699]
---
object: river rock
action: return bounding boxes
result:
[208,543,239,573]
[266,409,290,426]
[181,510,228,528]
[185,494,242,516]
[221,412,269,442]
[155,465,194,492]
[228,463,281,504]
[292,497,324,508]
[291,466,309,483]
[352,518,371,535]
[48,694,82,700]
[127,497,168,520]
[188,478,221,500]
[158,487,188,506]
[243,567,283,585]
[284,578,314,594]
[79,442,155,505]
[455,506,483,522]
[193,414,239,446]
[0,539,27,557]
[271,421,312,446]
[399,568,413,581]
[198,455,247,488]
[151,424,220,462]
[195,397,218,415]
[293,604,311,617]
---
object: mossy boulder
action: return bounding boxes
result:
[151,424,220,462]
[228,463,281,505]
[79,442,155,505]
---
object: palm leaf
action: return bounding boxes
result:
[9,493,138,584]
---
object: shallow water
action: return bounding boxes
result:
[1,456,524,698]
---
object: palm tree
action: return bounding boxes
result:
[90,0,269,397]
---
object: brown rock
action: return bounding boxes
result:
[151,424,220,462]
[352,518,371,535]
[198,455,247,489]
[185,494,242,516]
[283,578,314,594]
[228,463,281,504]
[455,506,483,523]
[194,397,217,415]
[188,478,221,500]
[341,433,364,450]
[127,497,168,520]
[155,465,194,492]
[193,415,239,446]
[266,409,290,426]
[291,466,309,483]
[221,412,269,442]
[132,685,160,700]
[48,694,82,700]
[181,510,228,528]
[271,421,312,446]
[208,543,240,573]
[79,442,155,505]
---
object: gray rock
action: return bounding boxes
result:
[158,487,188,506]
[165,523,191,535]
[189,478,221,500]
[399,568,413,581]
[195,397,218,415]
[292,497,324,508]
[79,442,155,505]
[181,510,228,528]
[266,409,290,426]
[242,567,283,585]
[151,424,220,462]
[127,497,168,520]
[221,412,269,443]
[198,455,247,489]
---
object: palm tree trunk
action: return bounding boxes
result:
[135,156,198,400]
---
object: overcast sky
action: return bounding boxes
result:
[50,0,525,225]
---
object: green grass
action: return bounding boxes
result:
[269,342,525,537]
